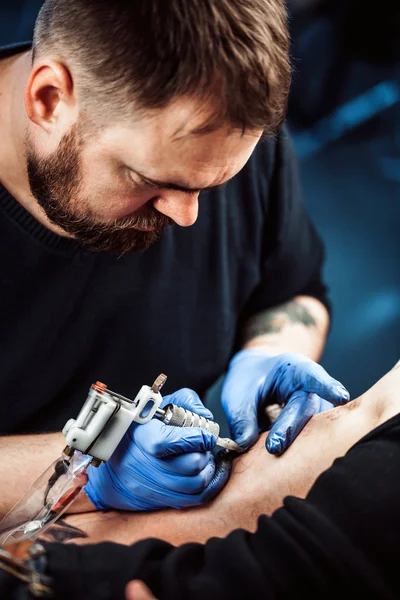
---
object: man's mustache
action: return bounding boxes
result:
[110,207,174,233]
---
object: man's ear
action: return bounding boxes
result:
[24,60,76,133]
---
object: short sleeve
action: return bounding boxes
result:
[242,126,330,319]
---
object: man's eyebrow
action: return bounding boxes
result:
[131,169,234,193]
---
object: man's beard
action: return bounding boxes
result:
[25,124,173,255]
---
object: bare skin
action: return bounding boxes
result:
[126,581,155,600]
[57,363,400,547]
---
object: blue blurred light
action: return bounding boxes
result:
[347,289,400,341]
[293,80,400,158]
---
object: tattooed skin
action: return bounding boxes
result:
[241,299,316,345]
[38,518,88,544]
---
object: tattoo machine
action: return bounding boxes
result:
[0,374,243,544]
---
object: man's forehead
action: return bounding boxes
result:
[90,100,261,190]
[118,94,260,144]
[142,94,229,140]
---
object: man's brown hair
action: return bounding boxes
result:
[33,0,291,134]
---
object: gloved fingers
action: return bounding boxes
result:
[133,418,217,458]
[161,451,231,507]
[139,451,231,501]
[265,391,321,456]
[157,454,217,494]
[163,451,210,476]
[289,358,350,406]
[161,388,213,420]
[221,392,259,449]
[127,453,217,495]
[86,451,217,510]
[225,413,259,450]
[316,397,335,413]
[200,449,233,504]
[84,468,108,510]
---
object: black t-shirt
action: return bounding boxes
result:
[40,412,400,599]
[0,43,328,435]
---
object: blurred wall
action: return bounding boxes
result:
[0,1,43,44]
[287,1,400,396]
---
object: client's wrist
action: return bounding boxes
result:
[66,489,97,514]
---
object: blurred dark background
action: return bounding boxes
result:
[0,0,399,403]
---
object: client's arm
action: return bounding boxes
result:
[40,362,400,600]
[58,363,400,547]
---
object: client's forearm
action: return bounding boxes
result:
[61,436,287,547]
[60,405,369,545]
[62,365,400,548]
[63,503,214,546]
[63,397,374,547]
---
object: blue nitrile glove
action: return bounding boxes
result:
[221,350,350,455]
[85,388,231,511]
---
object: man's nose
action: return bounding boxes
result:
[152,191,199,227]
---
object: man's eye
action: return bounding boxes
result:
[140,178,159,189]
[129,173,158,189]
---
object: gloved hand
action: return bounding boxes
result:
[85,388,231,511]
[221,350,350,455]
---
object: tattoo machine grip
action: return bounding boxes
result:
[159,404,220,437]
[157,403,244,453]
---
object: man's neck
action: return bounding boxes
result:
[0,50,65,235]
